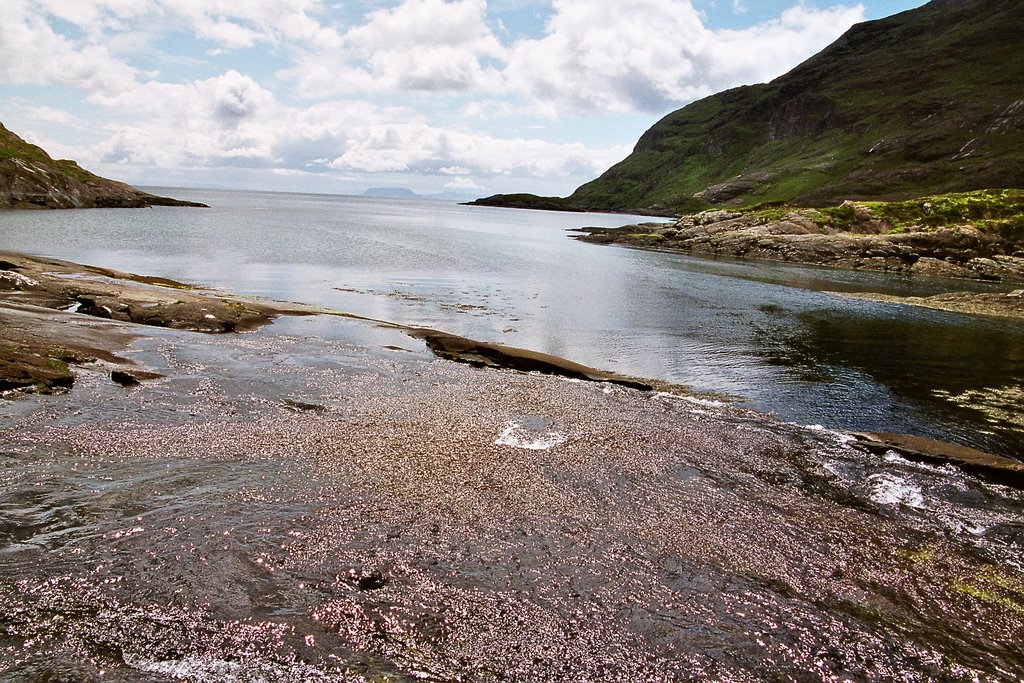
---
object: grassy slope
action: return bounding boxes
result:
[0,122,206,209]
[0,124,117,187]
[567,0,1024,213]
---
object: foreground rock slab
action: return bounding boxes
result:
[1,319,1022,681]
[851,432,1024,488]
[0,250,312,392]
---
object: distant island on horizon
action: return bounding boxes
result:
[0,128,480,210]
[363,187,476,202]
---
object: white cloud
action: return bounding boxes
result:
[705,5,867,86]
[283,0,504,97]
[321,122,622,179]
[0,1,141,95]
[0,0,872,195]
[73,67,625,187]
[87,71,279,166]
[504,0,865,114]
[32,0,154,36]
[19,106,83,127]
[167,0,339,49]
[91,70,275,126]
[36,0,339,48]
[445,176,485,191]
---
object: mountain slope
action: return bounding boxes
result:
[479,0,1024,214]
[0,123,205,209]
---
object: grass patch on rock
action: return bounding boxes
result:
[870,189,1024,239]
[741,190,1024,239]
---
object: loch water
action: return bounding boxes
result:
[3,189,1024,681]
[2,188,1021,458]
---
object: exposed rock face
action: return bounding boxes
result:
[693,181,757,204]
[0,122,206,210]
[405,328,655,391]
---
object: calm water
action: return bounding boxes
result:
[2,188,1022,458]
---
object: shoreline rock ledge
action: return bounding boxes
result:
[0,122,206,210]
[573,202,1024,286]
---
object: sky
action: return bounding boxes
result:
[0,0,928,199]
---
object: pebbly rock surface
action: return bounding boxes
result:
[1,314,1022,681]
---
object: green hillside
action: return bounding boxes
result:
[0,122,205,209]
[476,0,1024,214]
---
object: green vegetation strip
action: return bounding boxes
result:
[747,190,1024,239]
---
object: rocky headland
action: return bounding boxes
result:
[0,122,205,210]
[574,190,1024,319]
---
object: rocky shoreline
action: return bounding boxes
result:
[0,251,310,393]
[575,209,1024,283]
[574,206,1024,319]
[833,289,1024,320]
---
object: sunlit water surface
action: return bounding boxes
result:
[2,188,1021,457]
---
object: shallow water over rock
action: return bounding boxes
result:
[1,318,1022,680]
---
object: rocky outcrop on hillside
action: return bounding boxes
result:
[0,123,205,210]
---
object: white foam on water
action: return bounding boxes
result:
[654,393,729,415]
[797,423,858,446]
[665,393,727,408]
[495,421,567,451]
[134,655,326,682]
[137,656,244,681]
[882,450,962,478]
[868,473,925,508]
